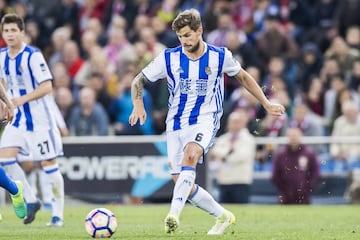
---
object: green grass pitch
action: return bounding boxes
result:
[0,203,359,239]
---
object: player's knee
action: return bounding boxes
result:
[40,159,57,167]
[183,144,203,166]
[183,152,200,166]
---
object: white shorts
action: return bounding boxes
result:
[0,125,63,161]
[166,124,218,175]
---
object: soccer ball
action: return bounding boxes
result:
[85,208,117,238]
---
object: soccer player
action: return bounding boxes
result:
[129,9,285,235]
[0,92,27,219]
[20,95,68,211]
[0,13,64,226]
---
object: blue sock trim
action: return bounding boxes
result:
[44,168,59,174]
[188,184,199,200]
[181,166,196,171]
[0,160,17,166]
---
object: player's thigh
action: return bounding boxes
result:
[181,124,218,162]
[28,129,62,161]
[0,125,27,157]
[166,130,184,175]
[166,124,218,174]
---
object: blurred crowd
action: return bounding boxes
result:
[1,0,359,173]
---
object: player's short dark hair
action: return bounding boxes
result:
[172,9,202,32]
[1,13,25,32]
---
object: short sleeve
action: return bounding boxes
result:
[141,50,167,82]
[222,47,242,77]
[30,51,53,83]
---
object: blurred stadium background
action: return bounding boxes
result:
[0,0,359,206]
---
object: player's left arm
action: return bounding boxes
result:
[12,51,53,107]
[11,80,52,107]
[235,69,285,116]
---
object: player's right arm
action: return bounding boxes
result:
[129,50,167,127]
[129,72,147,126]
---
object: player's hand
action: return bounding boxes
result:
[11,96,25,107]
[265,103,285,116]
[3,104,14,123]
[129,104,146,126]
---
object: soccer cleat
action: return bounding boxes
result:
[207,210,236,235]
[10,181,27,219]
[164,213,179,234]
[23,200,41,224]
[46,216,64,227]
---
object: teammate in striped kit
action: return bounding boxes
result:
[0,82,27,220]
[0,13,64,226]
[129,9,285,235]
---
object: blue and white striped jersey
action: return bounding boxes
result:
[0,43,55,131]
[142,43,241,132]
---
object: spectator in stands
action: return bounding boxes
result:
[103,0,137,32]
[207,11,246,48]
[128,14,150,43]
[324,73,347,129]
[330,100,360,171]
[298,42,323,92]
[110,70,154,135]
[25,19,48,51]
[75,45,118,94]
[179,0,209,17]
[52,62,72,90]
[85,17,107,46]
[86,72,113,116]
[139,26,166,58]
[80,29,100,59]
[209,109,256,204]
[49,26,71,69]
[68,87,109,136]
[303,76,325,118]
[331,88,360,128]
[54,0,80,41]
[103,26,133,73]
[349,59,360,95]
[78,0,108,34]
[319,58,340,90]
[311,0,338,52]
[156,0,180,27]
[256,12,298,67]
[324,36,360,77]
[62,40,85,83]
[345,26,360,51]
[151,16,179,48]
[289,102,327,158]
[224,30,260,69]
[255,98,288,170]
[225,87,262,136]
[335,0,360,38]
[55,87,74,126]
[262,56,296,100]
[272,127,320,204]
[0,0,14,22]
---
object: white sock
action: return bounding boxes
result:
[188,184,224,218]
[1,159,37,203]
[42,163,64,220]
[39,169,53,204]
[170,167,196,216]
[27,170,38,197]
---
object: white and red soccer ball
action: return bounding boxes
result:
[85,208,117,238]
